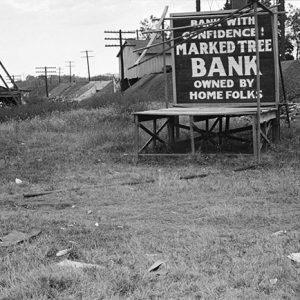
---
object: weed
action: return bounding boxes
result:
[0,91,299,299]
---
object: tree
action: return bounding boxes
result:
[223,0,231,10]
[139,15,155,39]
[223,0,271,10]
[286,4,300,59]
[261,0,271,7]
[284,34,294,59]
[139,15,170,40]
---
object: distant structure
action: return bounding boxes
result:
[0,61,22,106]
[225,0,250,9]
[116,39,172,87]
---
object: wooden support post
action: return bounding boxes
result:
[272,112,280,143]
[189,116,195,155]
[169,117,175,146]
[254,0,261,163]
[273,12,281,141]
[263,121,267,151]
[134,115,140,159]
[225,116,230,132]
[162,21,169,109]
[119,30,125,84]
[153,119,157,149]
[175,116,180,140]
[218,117,223,147]
[252,116,258,160]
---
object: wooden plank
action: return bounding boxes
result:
[272,11,280,107]
[219,117,223,146]
[252,116,258,160]
[153,119,157,148]
[225,116,230,132]
[133,107,277,117]
[168,116,175,146]
[139,124,166,145]
[260,111,277,123]
[134,115,140,159]
[189,116,196,155]
[254,1,261,163]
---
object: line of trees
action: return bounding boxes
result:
[223,0,300,60]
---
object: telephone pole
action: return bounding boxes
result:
[81,50,94,81]
[65,61,75,83]
[35,66,56,97]
[279,0,285,59]
[57,67,62,83]
[196,0,201,12]
[104,29,136,91]
[6,75,22,82]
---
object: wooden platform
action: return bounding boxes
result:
[133,106,280,161]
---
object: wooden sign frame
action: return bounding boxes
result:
[170,8,280,107]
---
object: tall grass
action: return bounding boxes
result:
[0,90,162,184]
[0,89,157,123]
[0,88,300,299]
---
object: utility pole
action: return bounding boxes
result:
[65,61,75,83]
[196,0,201,12]
[279,0,285,59]
[104,29,137,91]
[6,75,22,82]
[58,67,62,83]
[35,66,56,97]
[81,50,94,81]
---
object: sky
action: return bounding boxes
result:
[1,0,300,80]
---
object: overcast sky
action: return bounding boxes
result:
[0,0,299,80]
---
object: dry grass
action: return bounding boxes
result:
[0,99,299,299]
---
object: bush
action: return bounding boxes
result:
[0,101,77,123]
[0,89,161,124]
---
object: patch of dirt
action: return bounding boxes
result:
[19,202,73,210]
[125,73,173,102]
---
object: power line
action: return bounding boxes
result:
[57,67,63,83]
[104,29,138,91]
[65,61,75,83]
[80,50,94,82]
[35,66,56,97]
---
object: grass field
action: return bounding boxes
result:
[0,95,299,299]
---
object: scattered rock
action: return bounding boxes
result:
[15,178,23,185]
[56,249,71,257]
[0,229,41,247]
[56,259,103,269]
[287,253,300,263]
[271,230,287,236]
[145,253,160,257]
[87,210,92,215]
[95,223,99,227]
[148,260,167,272]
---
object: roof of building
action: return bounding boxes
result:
[117,39,171,57]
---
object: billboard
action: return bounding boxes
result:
[171,11,275,104]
